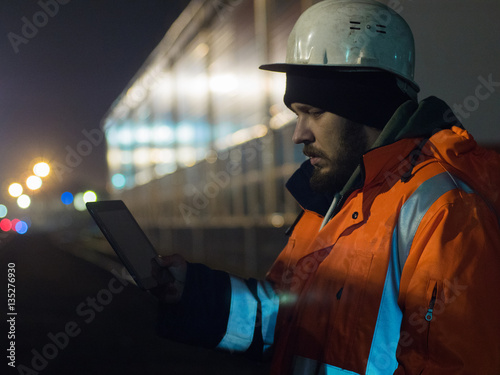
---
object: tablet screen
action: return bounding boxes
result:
[86,201,158,290]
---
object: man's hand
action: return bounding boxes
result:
[149,254,187,303]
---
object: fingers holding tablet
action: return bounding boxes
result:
[150,254,187,303]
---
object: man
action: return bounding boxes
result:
[151,1,500,373]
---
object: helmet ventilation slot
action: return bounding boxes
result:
[376,24,387,34]
[350,21,361,30]
[350,20,387,34]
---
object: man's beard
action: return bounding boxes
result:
[306,126,369,194]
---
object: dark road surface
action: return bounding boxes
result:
[0,233,270,375]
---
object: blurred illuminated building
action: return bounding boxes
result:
[102,0,318,276]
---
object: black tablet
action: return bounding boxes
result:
[86,200,158,290]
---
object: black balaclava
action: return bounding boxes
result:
[284,67,413,129]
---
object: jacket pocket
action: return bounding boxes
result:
[424,279,438,351]
[425,280,438,323]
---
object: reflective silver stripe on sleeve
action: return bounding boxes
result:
[216,276,257,352]
[365,172,474,374]
[257,280,279,350]
[397,172,474,273]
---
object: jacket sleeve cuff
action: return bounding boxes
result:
[157,262,231,348]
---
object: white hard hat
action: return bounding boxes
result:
[260,0,420,98]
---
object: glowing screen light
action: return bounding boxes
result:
[111,174,126,189]
[0,205,7,218]
[26,175,42,190]
[61,192,74,205]
[15,221,28,235]
[0,219,11,231]
[8,183,23,197]
[33,162,50,177]
[17,195,31,209]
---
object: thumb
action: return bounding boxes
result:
[155,254,185,268]
[154,254,187,285]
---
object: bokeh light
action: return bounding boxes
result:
[83,190,97,203]
[0,205,7,218]
[11,219,20,231]
[26,175,42,190]
[0,218,12,231]
[8,183,23,197]
[270,213,285,228]
[17,195,31,209]
[15,221,28,235]
[61,192,74,205]
[111,173,126,189]
[33,162,50,177]
[73,192,86,211]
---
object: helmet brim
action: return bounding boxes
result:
[259,63,288,72]
[259,63,420,94]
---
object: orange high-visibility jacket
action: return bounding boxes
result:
[266,98,500,374]
[158,97,500,374]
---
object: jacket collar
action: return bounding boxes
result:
[286,96,459,217]
[286,139,422,217]
[286,160,335,217]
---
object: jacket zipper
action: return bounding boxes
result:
[425,284,437,322]
[423,281,438,371]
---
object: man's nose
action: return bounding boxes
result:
[292,117,314,145]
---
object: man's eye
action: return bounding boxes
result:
[310,110,325,117]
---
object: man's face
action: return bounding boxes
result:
[290,103,381,193]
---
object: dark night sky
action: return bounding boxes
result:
[0,0,499,203]
[0,0,190,198]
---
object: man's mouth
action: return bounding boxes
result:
[303,148,326,166]
[309,156,322,166]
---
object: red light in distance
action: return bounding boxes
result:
[11,219,20,232]
[0,218,12,231]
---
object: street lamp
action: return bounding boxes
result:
[33,162,50,177]
[26,176,42,190]
[83,190,97,203]
[8,183,23,198]
[17,195,31,209]
[0,205,7,218]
